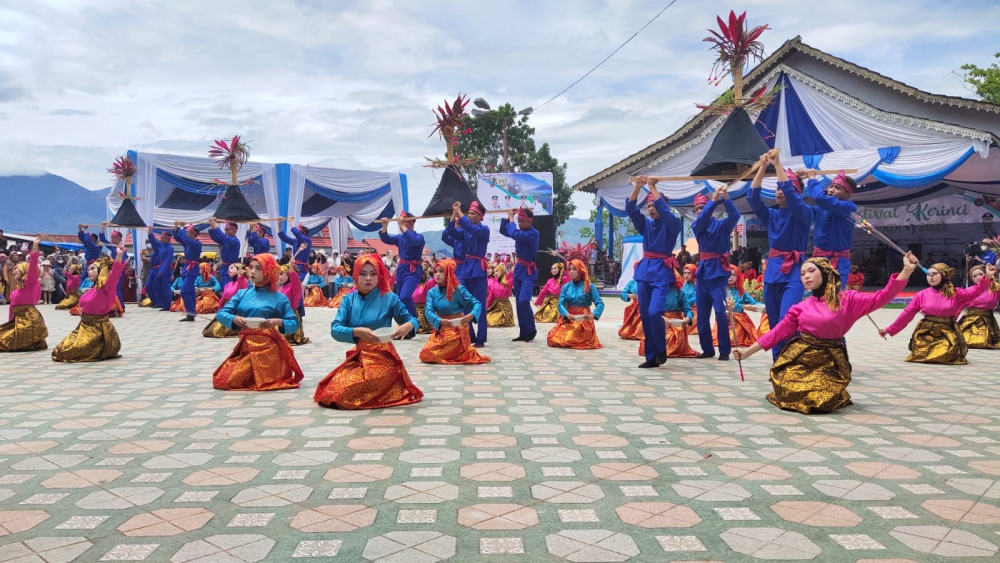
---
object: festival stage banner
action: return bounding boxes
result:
[476,172,554,257]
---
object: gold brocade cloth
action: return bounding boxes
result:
[689,305,698,335]
[906,314,968,365]
[195,291,220,314]
[304,286,329,307]
[639,311,699,358]
[547,306,602,350]
[0,305,48,352]
[284,311,311,346]
[314,340,423,410]
[203,317,241,338]
[419,314,491,365]
[712,312,760,347]
[415,303,433,334]
[213,328,304,391]
[137,296,152,307]
[52,313,121,363]
[767,333,853,415]
[758,312,770,336]
[328,287,351,309]
[55,292,80,310]
[486,298,515,327]
[534,294,561,324]
[958,307,1000,350]
[617,300,643,340]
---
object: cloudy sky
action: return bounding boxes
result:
[1,0,997,221]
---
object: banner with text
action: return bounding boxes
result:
[477,172,554,257]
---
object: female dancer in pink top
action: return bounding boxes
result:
[413,274,436,335]
[52,245,127,362]
[734,253,921,414]
[204,263,249,338]
[534,262,568,323]
[280,264,310,345]
[0,238,48,352]
[958,264,1000,349]
[881,262,994,364]
[486,264,515,328]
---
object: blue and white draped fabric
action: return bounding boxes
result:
[287,165,406,232]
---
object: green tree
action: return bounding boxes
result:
[584,204,639,258]
[959,53,1000,104]
[455,103,576,227]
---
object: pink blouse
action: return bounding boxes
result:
[66,273,81,293]
[886,274,991,336]
[80,259,125,316]
[9,251,41,320]
[412,278,436,305]
[758,274,907,350]
[487,277,513,308]
[966,286,1000,311]
[219,276,248,309]
[534,275,570,305]
[281,277,303,308]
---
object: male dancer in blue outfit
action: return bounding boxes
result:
[77,224,102,269]
[278,223,312,282]
[379,211,425,338]
[173,221,203,322]
[146,228,174,310]
[626,175,682,368]
[144,228,164,308]
[450,200,490,347]
[99,222,129,309]
[208,218,241,274]
[500,207,539,342]
[804,169,857,288]
[692,186,741,361]
[747,152,813,358]
[246,223,271,256]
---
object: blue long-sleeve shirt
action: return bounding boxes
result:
[425,284,482,331]
[692,198,740,281]
[500,219,539,282]
[620,279,638,302]
[456,216,490,280]
[195,275,222,292]
[626,196,681,284]
[218,286,298,335]
[98,233,128,263]
[681,282,697,310]
[173,228,203,276]
[333,275,353,287]
[155,235,174,277]
[747,180,813,283]
[331,289,418,343]
[442,222,466,263]
[558,280,605,320]
[278,227,311,266]
[664,285,693,320]
[306,273,326,288]
[209,227,241,265]
[807,179,856,254]
[171,277,183,293]
[246,231,270,256]
[79,231,102,263]
[727,287,761,313]
[379,229,425,280]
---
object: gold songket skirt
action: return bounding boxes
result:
[213,328,304,391]
[55,292,80,310]
[304,286,329,307]
[203,317,241,338]
[419,314,491,365]
[907,314,968,364]
[767,333,853,415]
[137,296,152,307]
[52,313,121,363]
[758,312,770,336]
[617,300,643,340]
[284,311,311,346]
[639,311,699,358]
[958,307,1000,350]
[314,340,423,410]
[534,294,561,324]
[486,298,515,327]
[195,291,220,314]
[415,303,433,334]
[547,306,602,350]
[328,287,351,309]
[712,311,760,347]
[0,305,48,352]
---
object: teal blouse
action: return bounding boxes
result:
[331,289,418,343]
[425,284,482,331]
[558,280,605,320]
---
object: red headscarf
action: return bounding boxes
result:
[785,168,803,194]
[516,208,533,223]
[468,201,484,217]
[832,170,855,194]
[729,265,745,296]
[435,258,461,301]
[353,254,390,295]
[693,193,710,207]
[569,259,590,293]
[252,253,280,292]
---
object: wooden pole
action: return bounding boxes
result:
[627,169,857,183]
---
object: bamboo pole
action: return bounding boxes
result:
[627,169,857,183]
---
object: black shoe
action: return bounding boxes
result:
[474,343,485,348]
[696,352,715,359]
[523,331,537,343]
[159,308,171,312]
[180,316,195,322]
[656,352,668,366]
[512,335,526,342]
[718,354,730,361]
[638,360,658,369]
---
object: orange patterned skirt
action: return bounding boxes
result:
[196,291,220,314]
[689,305,699,335]
[169,295,184,312]
[712,311,760,347]
[213,328,304,391]
[758,312,770,336]
[304,286,329,307]
[639,311,699,358]
[618,300,643,340]
[328,287,351,309]
[547,306,602,350]
[314,340,423,410]
[419,314,491,364]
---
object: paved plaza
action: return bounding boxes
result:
[1,300,1000,562]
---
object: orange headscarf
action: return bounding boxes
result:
[435,258,461,301]
[353,254,390,295]
[199,262,212,281]
[569,259,590,293]
[729,265,745,296]
[252,253,280,292]
[311,262,325,276]
[683,264,697,281]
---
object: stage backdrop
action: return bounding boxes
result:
[477,172,553,256]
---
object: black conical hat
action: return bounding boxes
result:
[422,166,483,216]
[109,198,146,228]
[213,184,260,222]
[691,107,772,177]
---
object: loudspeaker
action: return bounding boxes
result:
[533,215,557,289]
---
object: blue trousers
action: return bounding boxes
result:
[764,278,805,359]
[145,267,161,307]
[396,272,420,336]
[637,279,667,362]
[158,271,173,309]
[181,271,197,316]
[513,278,536,338]
[116,277,125,309]
[835,259,851,290]
[697,276,731,355]
[463,276,488,345]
